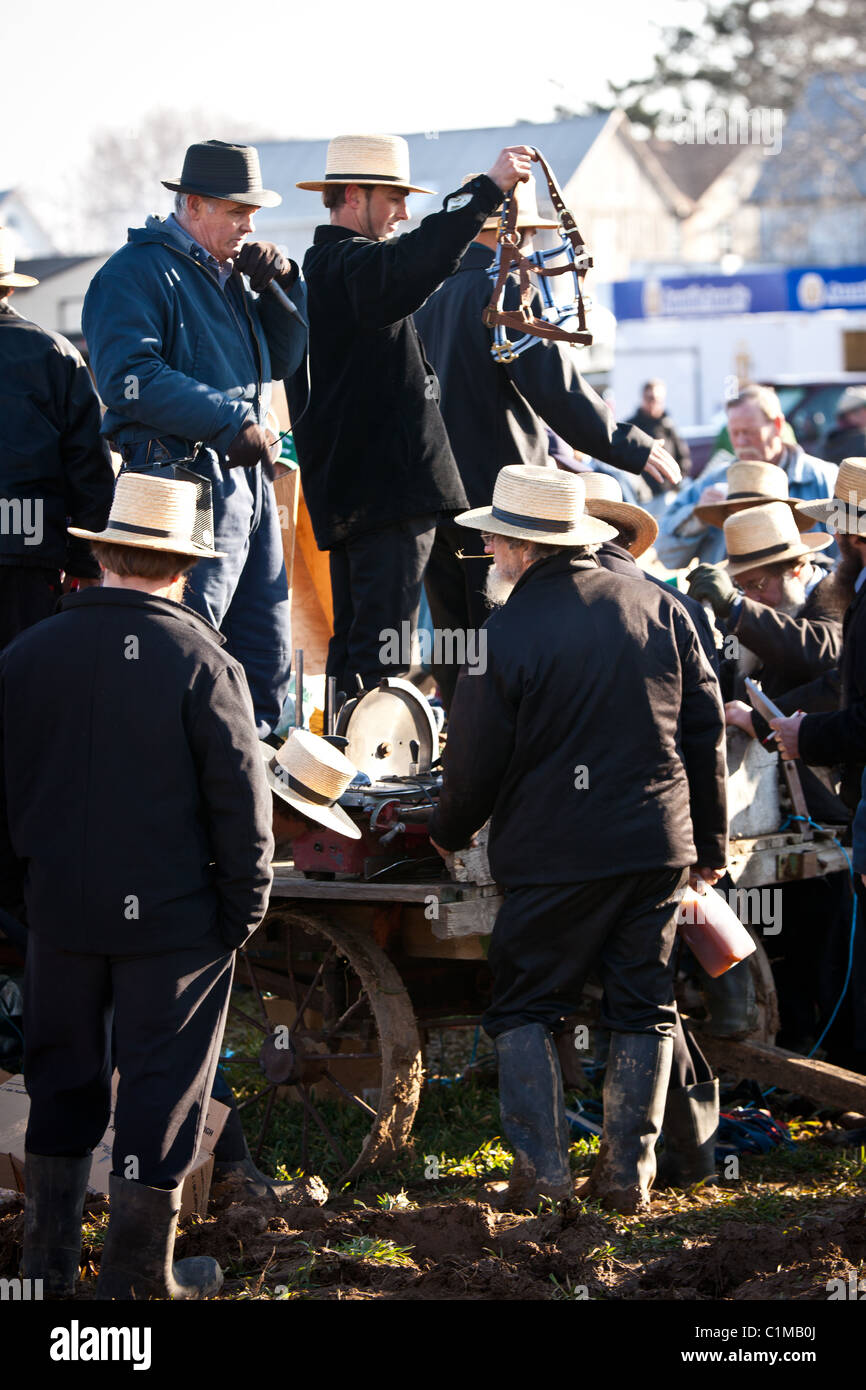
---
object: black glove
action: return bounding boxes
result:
[225,421,272,470]
[686,562,738,618]
[235,241,296,292]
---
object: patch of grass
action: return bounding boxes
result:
[324,1236,415,1266]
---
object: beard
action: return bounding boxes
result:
[834,544,863,609]
[484,562,517,608]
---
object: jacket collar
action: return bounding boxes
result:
[508,548,600,601]
[60,587,226,644]
[598,539,636,567]
[313,224,368,245]
[460,242,495,271]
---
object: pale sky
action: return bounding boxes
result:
[2,0,705,192]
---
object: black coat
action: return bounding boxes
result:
[287,177,503,549]
[823,423,866,466]
[0,588,273,952]
[0,303,114,578]
[626,407,692,484]
[596,539,720,675]
[413,243,655,508]
[799,583,866,809]
[429,552,727,883]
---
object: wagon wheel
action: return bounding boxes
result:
[231,908,423,1182]
[743,925,780,1045]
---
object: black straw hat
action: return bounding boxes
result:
[162,140,281,208]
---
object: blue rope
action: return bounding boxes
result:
[762,815,858,1098]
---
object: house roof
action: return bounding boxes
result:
[751,70,866,204]
[647,139,741,202]
[14,255,94,282]
[254,114,614,226]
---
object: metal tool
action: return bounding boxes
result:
[745,678,812,840]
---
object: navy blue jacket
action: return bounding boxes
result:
[82,217,307,456]
[0,588,273,953]
[0,303,114,577]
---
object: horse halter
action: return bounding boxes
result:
[483,148,594,364]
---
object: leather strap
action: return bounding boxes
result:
[483,149,593,352]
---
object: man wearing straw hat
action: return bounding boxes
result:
[657,384,837,570]
[428,464,727,1213]
[0,471,276,1299]
[82,141,307,737]
[413,176,682,708]
[290,134,534,699]
[0,226,114,650]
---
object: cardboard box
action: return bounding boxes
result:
[0,1074,228,1219]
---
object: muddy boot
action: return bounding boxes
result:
[21,1152,92,1296]
[212,1101,297,1202]
[487,1023,573,1212]
[654,1079,719,1189]
[578,1031,673,1215]
[96,1176,223,1301]
[699,960,758,1037]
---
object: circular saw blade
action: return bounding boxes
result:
[337,678,437,780]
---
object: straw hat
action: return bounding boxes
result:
[68,472,226,558]
[462,172,559,231]
[580,473,658,557]
[695,461,816,531]
[455,464,618,546]
[296,134,433,195]
[162,140,281,208]
[797,458,866,534]
[723,501,831,578]
[263,729,361,840]
[0,227,38,288]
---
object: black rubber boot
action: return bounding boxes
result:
[655,1079,719,1189]
[21,1152,92,1296]
[579,1031,673,1215]
[699,960,758,1037]
[96,1176,223,1301]
[212,1102,297,1202]
[489,1023,573,1211]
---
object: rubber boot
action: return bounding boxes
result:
[21,1152,92,1296]
[654,1079,719,1189]
[699,959,758,1037]
[578,1031,673,1215]
[488,1023,573,1212]
[96,1176,223,1301]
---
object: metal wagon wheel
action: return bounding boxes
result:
[229,907,423,1182]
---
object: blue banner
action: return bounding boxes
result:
[786,266,866,312]
[613,265,866,320]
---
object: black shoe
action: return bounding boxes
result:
[21,1152,91,1297]
[96,1176,223,1301]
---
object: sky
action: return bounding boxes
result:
[2,0,706,194]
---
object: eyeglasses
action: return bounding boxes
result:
[738,573,771,595]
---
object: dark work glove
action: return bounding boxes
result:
[686,562,738,618]
[235,241,297,292]
[225,420,272,470]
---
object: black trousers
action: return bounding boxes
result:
[423,521,491,712]
[327,514,437,696]
[483,868,687,1040]
[0,566,61,653]
[24,931,234,1187]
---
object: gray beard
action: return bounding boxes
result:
[484,563,516,608]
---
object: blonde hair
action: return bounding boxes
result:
[726,384,783,422]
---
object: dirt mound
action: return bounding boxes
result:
[0,1207,23,1276]
[368,1201,498,1262]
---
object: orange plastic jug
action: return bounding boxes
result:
[676,885,757,978]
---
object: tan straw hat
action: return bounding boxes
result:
[0,227,38,288]
[580,473,658,557]
[263,729,361,840]
[68,472,226,558]
[456,464,618,546]
[695,461,816,531]
[723,500,831,578]
[462,172,558,231]
[797,457,866,534]
[296,134,434,195]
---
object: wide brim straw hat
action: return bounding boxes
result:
[69,472,226,558]
[580,473,658,557]
[263,729,361,840]
[462,172,559,231]
[162,140,281,208]
[296,134,434,195]
[456,464,618,546]
[723,500,831,579]
[694,460,815,531]
[0,227,38,287]
[797,457,866,534]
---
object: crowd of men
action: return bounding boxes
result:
[1,132,866,1298]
